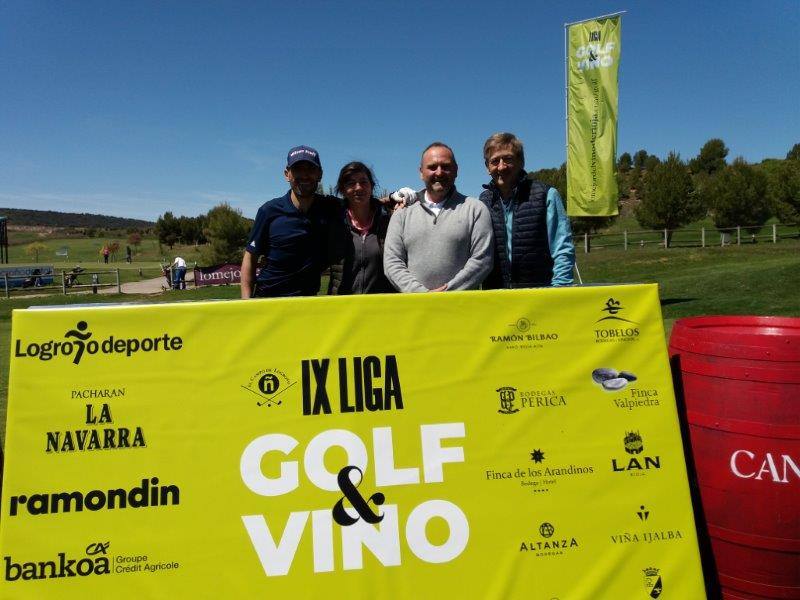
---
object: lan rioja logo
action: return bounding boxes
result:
[613,432,662,473]
[624,431,644,455]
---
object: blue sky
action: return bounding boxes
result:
[1,0,798,221]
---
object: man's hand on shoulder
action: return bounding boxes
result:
[379,187,417,213]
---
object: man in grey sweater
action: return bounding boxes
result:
[384,142,494,292]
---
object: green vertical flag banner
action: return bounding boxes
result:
[567,16,621,216]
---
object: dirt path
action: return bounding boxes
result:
[116,272,195,295]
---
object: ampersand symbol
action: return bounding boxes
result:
[332,466,385,526]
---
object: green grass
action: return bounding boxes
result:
[8,234,205,266]
[577,239,800,334]
[0,241,797,447]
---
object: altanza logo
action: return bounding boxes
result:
[14,321,184,365]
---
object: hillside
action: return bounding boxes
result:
[0,207,153,229]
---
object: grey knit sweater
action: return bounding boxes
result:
[383,188,494,292]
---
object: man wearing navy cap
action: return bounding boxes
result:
[240,145,339,298]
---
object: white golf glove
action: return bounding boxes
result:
[389,187,417,206]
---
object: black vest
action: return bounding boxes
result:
[479,178,554,288]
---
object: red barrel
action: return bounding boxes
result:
[669,316,800,599]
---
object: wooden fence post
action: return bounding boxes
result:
[116,269,121,294]
[772,223,777,243]
[736,226,741,245]
[701,227,705,248]
[623,230,628,250]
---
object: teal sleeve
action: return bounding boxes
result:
[546,188,576,286]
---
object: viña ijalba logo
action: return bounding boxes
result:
[610,505,684,546]
[14,321,184,365]
[5,541,110,581]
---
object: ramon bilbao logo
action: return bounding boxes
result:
[14,321,184,365]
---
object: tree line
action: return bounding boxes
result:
[0,207,153,230]
[155,205,252,264]
[157,140,800,263]
[531,140,800,246]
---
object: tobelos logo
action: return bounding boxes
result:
[596,298,637,325]
[14,321,183,365]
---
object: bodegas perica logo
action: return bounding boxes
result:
[14,321,184,365]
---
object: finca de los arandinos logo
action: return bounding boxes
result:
[14,321,184,365]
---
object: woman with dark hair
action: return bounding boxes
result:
[328,162,395,294]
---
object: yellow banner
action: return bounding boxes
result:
[567,16,621,217]
[0,286,705,598]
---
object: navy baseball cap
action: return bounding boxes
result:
[286,145,322,169]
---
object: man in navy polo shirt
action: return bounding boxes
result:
[240,145,339,298]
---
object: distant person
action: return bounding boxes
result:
[101,245,110,264]
[171,256,187,290]
[328,162,395,295]
[126,246,132,263]
[22,268,42,289]
[65,265,85,287]
[240,145,340,298]
[383,142,493,292]
[479,132,575,287]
